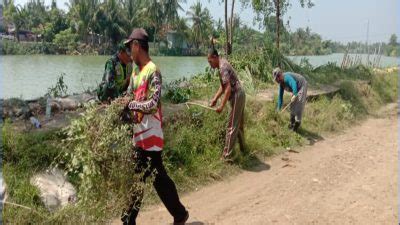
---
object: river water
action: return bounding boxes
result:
[1,55,208,100]
[1,53,398,100]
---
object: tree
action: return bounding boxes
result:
[46,1,68,42]
[122,0,145,32]
[67,0,100,44]
[175,17,190,40]
[389,34,398,46]
[53,28,79,53]
[94,0,128,45]
[32,0,68,42]
[144,0,163,47]
[221,0,235,55]
[25,0,47,31]
[4,2,29,42]
[248,0,314,50]
[215,18,224,33]
[186,2,213,49]
[387,34,399,56]
[163,0,184,25]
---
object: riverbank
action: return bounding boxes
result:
[0,40,205,56]
[1,54,398,223]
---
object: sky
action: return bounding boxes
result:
[10,0,400,44]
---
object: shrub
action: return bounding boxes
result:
[164,78,193,103]
[53,28,79,54]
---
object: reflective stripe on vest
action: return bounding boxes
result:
[131,62,164,151]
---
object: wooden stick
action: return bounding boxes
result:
[2,201,45,217]
[2,201,32,211]
[185,102,215,111]
[280,102,292,113]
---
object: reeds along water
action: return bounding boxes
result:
[341,47,383,69]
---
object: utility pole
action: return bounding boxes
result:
[366,20,370,65]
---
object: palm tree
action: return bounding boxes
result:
[215,18,224,33]
[175,17,190,40]
[143,0,163,47]
[186,1,212,49]
[123,0,145,31]
[94,0,128,45]
[25,0,47,30]
[4,2,29,42]
[162,0,184,26]
[67,0,100,44]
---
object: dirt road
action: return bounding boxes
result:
[126,104,398,225]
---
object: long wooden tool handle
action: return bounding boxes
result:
[185,102,215,111]
[280,102,292,113]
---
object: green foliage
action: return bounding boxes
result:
[93,0,128,45]
[370,73,398,103]
[2,164,48,224]
[186,1,214,49]
[0,40,58,55]
[53,28,79,54]
[244,99,303,155]
[59,102,137,206]
[164,79,193,103]
[2,0,398,56]
[162,108,230,185]
[2,120,62,172]
[2,120,63,224]
[230,45,301,83]
[309,64,373,85]
[47,73,69,98]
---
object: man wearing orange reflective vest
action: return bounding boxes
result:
[120,28,189,225]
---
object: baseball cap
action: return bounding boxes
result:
[124,28,149,46]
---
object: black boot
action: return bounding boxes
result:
[288,115,295,130]
[293,121,301,132]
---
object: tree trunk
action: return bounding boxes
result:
[15,27,20,42]
[154,26,157,48]
[224,0,229,55]
[228,0,235,55]
[276,0,280,50]
[15,33,18,42]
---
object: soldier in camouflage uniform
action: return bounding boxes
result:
[97,43,133,102]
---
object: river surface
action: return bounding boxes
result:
[1,55,208,99]
[1,53,398,99]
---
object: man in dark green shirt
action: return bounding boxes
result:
[97,43,133,102]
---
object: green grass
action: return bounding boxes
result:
[1,124,64,224]
[2,67,398,223]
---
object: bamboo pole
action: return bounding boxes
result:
[375,43,382,68]
[341,50,348,68]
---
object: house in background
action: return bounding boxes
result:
[166,30,188,49]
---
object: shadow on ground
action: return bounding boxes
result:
[297,128,324,145]
[186,222,206,225]
[241,156,271,172]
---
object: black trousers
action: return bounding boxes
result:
[121,148,187,225]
